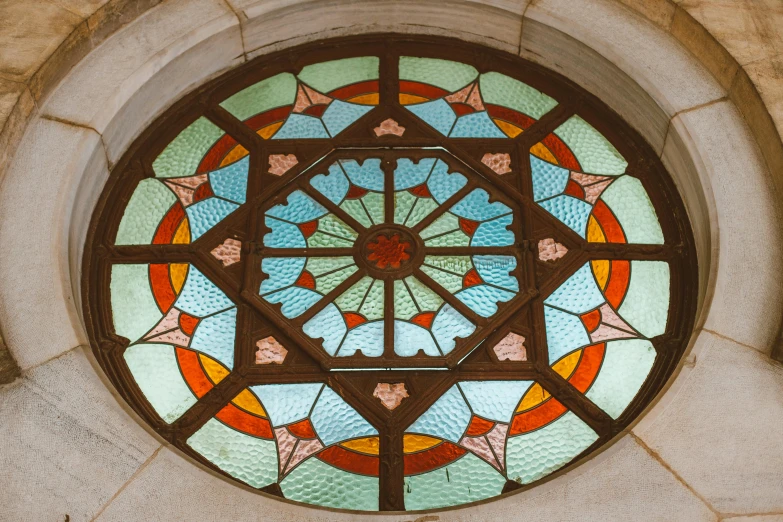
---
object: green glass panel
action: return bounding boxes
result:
[406,276,443,311]
[404,453,505,510]
[553,115,627,176]
[425,256,472,276]
[479,72,557,119]
[394,190,417,225]
[111,264,162,342]
[420,265,463,294]
[305,256,355,276]
[334,276,373,312]
[315,264,358,294]
[400,57,478,92]
[152,117,224,178]
[420,212,459,239]
[362,192,385,225]
[599,176,664,244]
[318,214,357,240]
[115,179,177,245]
[281,457,379,510]
[586,339,656,418]
[394,280,418,320]
[424,229,470,247]
[405,197,438,228]
[188,418,278,488]
[298,57,379,93]
[340,199,373,228]
[618,261,670,337]
[506,411,598,485]
[306,231,354,248]
[219,72,297,121]
[124,344,196,423]
[359,279,384,320]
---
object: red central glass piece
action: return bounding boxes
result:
[366,233,413,270]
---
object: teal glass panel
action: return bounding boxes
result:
[544,262,605,314]
[394,320,441,356]
[431,304,475,354]
[450,188,511,222]
[553,115,627,175]
[310,163,350,204]
[618,261,670,337]
[471,214,514,247]
[545,305,590,363]
[250,383,323,426]
[310,387,378,445]
[337,320,384,356]
[456,285,515,317]
[175,266,233,317]
[539,195,593,237]
[600,176,664,244]
[479,71,557,119]
[187,418,278,488]
[189,307,237,369]
[404,453,505,510]
[585,339,656,418]
[272,114,329,139]
[186,198,239,240]
[111,264,162,342]
[152,117,224,178]
[531,155,570,202]
[124,343,196,423]
[506,411,598,484]
[115,179,177,245]
[263,217,306,248]
[399,57,478,92]
[406,99,457,135]
[263,286,321,318]
[259,257,306,295]
[281,458,379,511]
[426,160,467,204]
[208,156,249,204]
[450,111,506,138]
[303,304,347,356]
[459,381,534,423]
[266,190,327,223]
[407,385,471,442]
[474,255,518,291]
[219,72,297,121]
[340,158,384,191]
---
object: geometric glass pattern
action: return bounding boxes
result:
[85,38,697,512]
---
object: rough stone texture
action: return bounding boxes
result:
[672,101,783,354]
[0,347,160,521]
[724,516,783,522]
[0,333,19,383]
[635,331,783,514]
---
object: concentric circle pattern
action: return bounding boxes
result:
[85,37,696,512]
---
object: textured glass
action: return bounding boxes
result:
[111,264,163,342]
[310,387,378,445]
[585,339,656,418]
[407,385,471,443]
[618,261,670,337]
[152,117,224,178]
[115,180,177,245]
[281,458,379,510]
[553,115,627,175]
[600,176,664,244]
[252,383,323,426]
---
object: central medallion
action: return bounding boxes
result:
[357,225,422,280]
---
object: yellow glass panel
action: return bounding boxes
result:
[232,389,267,417]
[399,93,429,105]
[172,219,190,245]
[553,349,582,380]
[199,353,229,385]
[493,119,523,138]
[531,142,558,164]
[340,437,380,455]
[403,434,442,453]
[219,144,249,167]
[517,383,549,412]
[587,215,606,243]
[258,121,284,140]
[347,93,379,105]
[170,263,188,294]
[591,259,610,291]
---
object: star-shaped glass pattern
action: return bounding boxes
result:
[87,41,696,513]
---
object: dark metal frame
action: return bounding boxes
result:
[82,35,697,512]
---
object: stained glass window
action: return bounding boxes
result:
[85,38,696,512]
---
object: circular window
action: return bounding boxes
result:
[83,36,697,512]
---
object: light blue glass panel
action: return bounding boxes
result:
[321,100,373,136]
[281,458,379,511]
[125,344,196,423]
[186,198,239,240]
[450,188,512,222]
[303,303,347,356]
[394,157,437,190]
[407,99,457,136]
[115,179,176,245]
[600,176,664,244]
[539,195,592,237]
[471,214,515,247]
[404,453,505,510]
[188,418,278,488]
[427,161,468,204]
[208,156,248,204]
[545,305,590,364]
[310,163,349,204]
[339,158,384,191]
[266,190,327,223]
[250,383,323,426]
[263,217,306,248]
[310,387,378,446]
[259,257,306,295]
[449,111,506,138]
[432,304,476,354]
[531,155,570,201]
[272,114,329,139]
[456,285,515,317]
[458,381,534,423]
[474,255,518,291]
[190,307,236,369]
[544,262,605,314]
[586,339,656,418]
[175,266,233,317]
[111,264,162,342]
[394,320,441,356]
[618,261,670,337]
[506,411,598,484]
[407,385,471,442]
[263,287,321,318]
[336,320,384,357]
